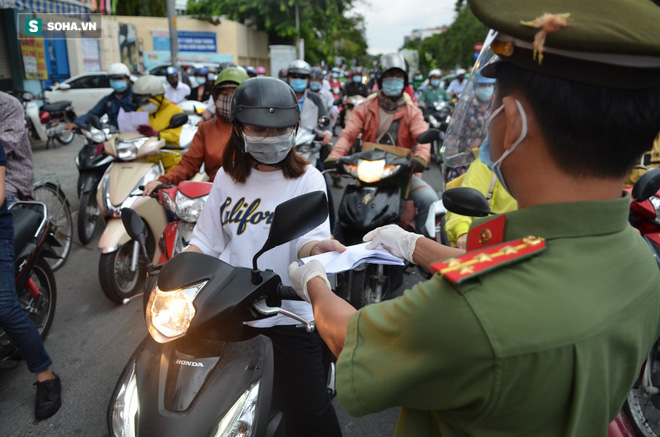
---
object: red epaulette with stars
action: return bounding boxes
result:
[430,214,546,284]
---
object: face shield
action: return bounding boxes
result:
[442,30,501,169]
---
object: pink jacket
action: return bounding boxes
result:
[329,96,430,162]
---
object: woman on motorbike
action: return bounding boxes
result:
[186,76,344,437]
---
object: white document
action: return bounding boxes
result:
[117,108,149,132]
[299,242,404,275]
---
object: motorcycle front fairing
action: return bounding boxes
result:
[337,185,401,245]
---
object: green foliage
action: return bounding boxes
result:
[113,0,166,16]
[186,0,368,66]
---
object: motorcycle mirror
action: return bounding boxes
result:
[89,114,103,130]
[318,116,331,128]
[121,208,148,247]
[251,191,329,284]
[166,113,188,130]
[442,187,491,217]
[632,168,660,203]
[416,129,441,144]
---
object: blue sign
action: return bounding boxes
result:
[152,30,217,53]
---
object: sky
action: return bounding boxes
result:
[351,0,458,55]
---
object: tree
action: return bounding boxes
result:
[112,0,166,16]
[186,0,368,66]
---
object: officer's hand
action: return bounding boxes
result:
[321,131,332,145]
[457,234,468,250]
[142,180,161,197]
[288,260,331,303]
[324,157,338,169]
[65,123,77,131]
[363,224,423,264]
[411,156,428,172]
[138,124,159,138]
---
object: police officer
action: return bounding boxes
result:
[288,0,660,435]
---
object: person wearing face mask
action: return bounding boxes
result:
[418,69,450,116]
[337,69,369,128]
[309,67,339,126]
[186,76,344,437]
[132,75,184,172]
[66,63,138,130]
[446,68,468,98]
[142,67,249,197]
[190,67,213,102]
[324,52,438,237]
[163,66,191,104]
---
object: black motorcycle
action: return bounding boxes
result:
[0,201,57,367]
[108,191,333,436]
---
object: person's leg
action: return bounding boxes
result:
[409,175,439,238]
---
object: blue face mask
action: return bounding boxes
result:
[309,81,321,91]
[110,79,128,93]
[479,100,528,194]
[430,80,440,88]
[352,75,362,83]
[290,78,308,93]
[332,73,339,79]
[382,77,405,97]
[475,86,494,103]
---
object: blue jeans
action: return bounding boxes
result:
[409,175,439,237]
[0,239,52,373]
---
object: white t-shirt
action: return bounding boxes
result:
[189,165,331,328]
[447,78,467,97]
[164,82,191,104]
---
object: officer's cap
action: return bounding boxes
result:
[469,0,660,89]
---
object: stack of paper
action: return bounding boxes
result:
[298,242,404,275]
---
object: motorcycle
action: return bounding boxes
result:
[0,201,57,368]
[177,100,205,149]
[343,94,366,127]
[8,90,48,144]
[40,99,77,149]
[107,191,330,436]
[96,113,188,304]
[425,98,455,168]
[295,116,331,168]
[330,129,445,308]
[74,115,115,245]
[440,169,660,437]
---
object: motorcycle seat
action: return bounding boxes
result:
[42,101,72,113]
[10,207,42,259]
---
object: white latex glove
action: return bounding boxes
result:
[363,224,423,264]
[288,260,331,303]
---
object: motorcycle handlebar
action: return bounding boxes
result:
[278,285,303,301]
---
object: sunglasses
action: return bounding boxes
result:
[289,74,308,80]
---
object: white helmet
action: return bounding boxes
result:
[133,75,165,97]
[107,63,131,79]
[428,69,442,79]
[455,68,467,76]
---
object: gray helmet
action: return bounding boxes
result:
[310,67,324,80]
[287,60,311,76]
[378,53,408,88]
[133,75,165,102]
[230,77,300,128]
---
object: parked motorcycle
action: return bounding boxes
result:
[40,99,77,149]
[8,90,48,144]
[74,115,115,245]
[0,201,57,367]
[440,169,660,437]
[330,129,444,308]
[108,191,329,436]
[96,113,188,304]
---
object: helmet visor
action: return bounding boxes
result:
[442,30,501,169]
[132,93,151,105]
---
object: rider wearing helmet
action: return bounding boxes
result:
[191,67,212,102]
[446,68,468,98]
[325,52,438,237]
[286,60,332,146]
[66,62,138,130]
[255,66,266,76]
[338,68,369,128]
[163,66,192,105]
[132,75,184,171]
[187,77,344,437]
[143,67,250,196]
[245,66,257,78]
[309,67,339,125]
[418,68,450,114]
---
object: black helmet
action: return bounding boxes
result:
[310,67,324,80]
[230,77,300,129]
[287,60,311,76]
[377,52,408,89]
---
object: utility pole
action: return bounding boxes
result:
[295,1,301,59]
[167,0,179,68]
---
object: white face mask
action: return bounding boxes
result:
[141,102,158,114]
[244,131,295,165]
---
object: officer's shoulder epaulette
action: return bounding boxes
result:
[430,236,546,285]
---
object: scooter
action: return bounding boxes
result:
[8,90,48,144]
[40,99,77,149]
[0,201,57,368]
[96,113,188,304]
[74,115,115,245]
[440,169,660,437]
[331,129,444,308]
[108,191,329,436]
[425,99,455,168]
[295,116,331,168]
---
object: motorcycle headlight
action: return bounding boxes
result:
[146,281,207,343]
[110,362,139,437]
[116,138,147,161]
[91,130,106,144]
[213,382,260,437]
[349,159,401,183]
[175,190,209,223]
[649,196,660,225]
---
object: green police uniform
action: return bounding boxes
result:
[418,86,450,108]
[336,0,660,435]
[337,196,660,436]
